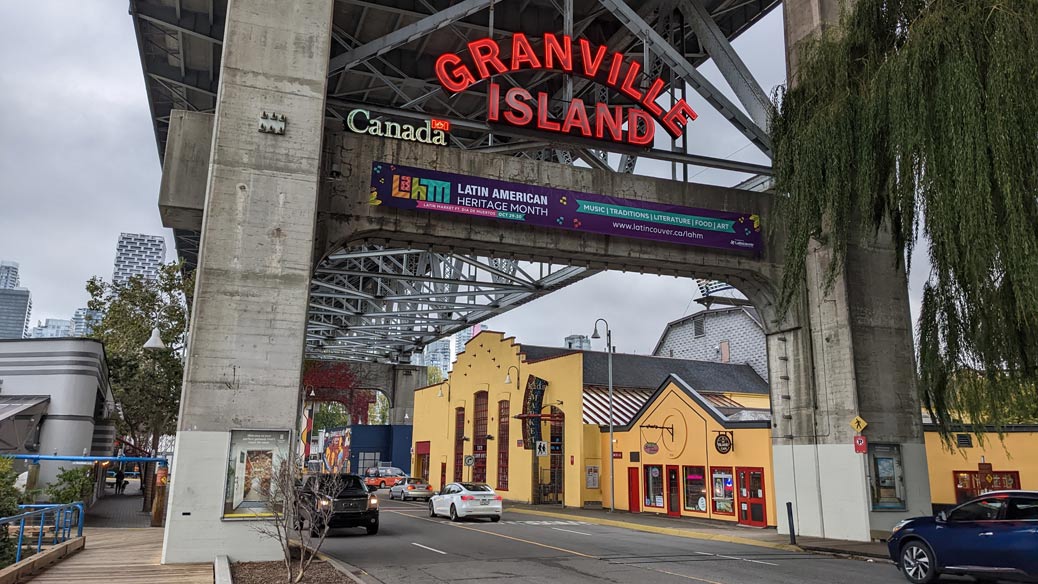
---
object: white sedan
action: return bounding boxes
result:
[429,482,502,522]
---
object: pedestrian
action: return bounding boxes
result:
[115,468,125,494]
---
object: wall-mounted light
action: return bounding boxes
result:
[485,434,495,441]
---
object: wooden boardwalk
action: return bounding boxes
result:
[28,528,211,583]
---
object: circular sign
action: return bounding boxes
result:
[714,433,733,454]
[464,455,475,467]
[697,497,707,512]
[643,442,659,455]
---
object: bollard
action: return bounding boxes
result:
[786,501,796,545]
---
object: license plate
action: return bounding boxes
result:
[480,498,489,505]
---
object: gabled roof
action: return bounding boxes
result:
[651,306,763,355]
[609,374,771,432]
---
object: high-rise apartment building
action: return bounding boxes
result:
[454,324,487,354]
[421,338,452,379]
[71,308,101,337]
[0,288,32,339]
[31,319,72,338]
[112,233,166,284]
[0,261,19,289]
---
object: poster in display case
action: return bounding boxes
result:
[223,429,292,519]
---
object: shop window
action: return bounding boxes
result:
[644,465,664,508]
[954,470,1020,504]
[683,466,707,512]
[868,443,906,510]
[497,400,509,490]
[711,467,734,514]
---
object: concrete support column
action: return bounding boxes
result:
[161,0,334,563]
[773,0,931,541]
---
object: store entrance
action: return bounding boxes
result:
[736,467,767,527]
[666,466,681,517]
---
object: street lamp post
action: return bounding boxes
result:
[591,319,614,513]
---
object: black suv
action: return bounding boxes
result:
[298,473,379,535]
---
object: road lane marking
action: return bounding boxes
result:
[411,542,447,555]
[649,567,727,584]
[388,510,595,558]
[715,553,778,566]
[551,527,593,536]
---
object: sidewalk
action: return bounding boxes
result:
[26,481,211,583]
[507,503,890,559]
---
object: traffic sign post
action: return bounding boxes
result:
[853,435,868,454]
[850,416,868,433]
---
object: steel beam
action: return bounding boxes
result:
[597,0,772,158]
[328,0,494,74]
[680,0,771,129]
[132,0,224,43]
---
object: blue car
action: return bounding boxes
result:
[887,490,1038,583]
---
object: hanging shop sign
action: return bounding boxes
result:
[346,108,450,145]
[714,432,733,454]
[521,375,550,448]
[370,161,762,253]
[434,34,698,147]
[643,442,659,455]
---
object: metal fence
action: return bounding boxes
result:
[0,502,85,564]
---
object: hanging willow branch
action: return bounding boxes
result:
[772,0,1038,439]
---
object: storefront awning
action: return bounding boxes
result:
[582,386,653,426]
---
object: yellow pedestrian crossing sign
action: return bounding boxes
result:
[850,416,868,432]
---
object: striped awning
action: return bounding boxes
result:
[582,386,654,426]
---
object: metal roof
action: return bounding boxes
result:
[130,0,779,362]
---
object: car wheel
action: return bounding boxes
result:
[490,516,500,523]
[449,504,460,522]
[900,540,937,584]
[380,481,386,489]
[428,501,436,517]
[366,522,379,535]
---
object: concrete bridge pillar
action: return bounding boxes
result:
[161,0,334,563]
[772,0,931,541]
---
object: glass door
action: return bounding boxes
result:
[736,467,767,527]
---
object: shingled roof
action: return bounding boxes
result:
[521,344,767,394]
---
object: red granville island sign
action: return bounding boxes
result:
[434,33,698,147]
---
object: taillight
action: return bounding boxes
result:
[460,495,475,501]
[494,495,503,501]
[426,485,433,490]
[407,485,415,490]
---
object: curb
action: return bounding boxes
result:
[798,545,890,561]
[508,507,801,552]
[312,548,380,584]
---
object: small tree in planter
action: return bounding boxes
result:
[253,460,343,583]
[45,467,94,504]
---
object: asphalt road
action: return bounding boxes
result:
[318,494,924,584]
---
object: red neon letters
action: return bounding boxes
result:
[433,34,697,146]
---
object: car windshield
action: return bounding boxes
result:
[460,483,494,492]
[313,475,364,495]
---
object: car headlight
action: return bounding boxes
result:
[891,519,911,534]
[318,497,331,508]
[368,495,379,510]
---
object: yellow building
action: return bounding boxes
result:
[410,331,775,524]
[924,427,1038,510]
[411,331,1037,529]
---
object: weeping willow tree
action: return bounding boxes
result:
[772,0,1038,439]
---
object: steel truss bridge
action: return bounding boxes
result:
[131,0,777,363]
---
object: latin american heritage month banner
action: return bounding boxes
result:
[369,161,762,254]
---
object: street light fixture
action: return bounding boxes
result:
[436,382,450,400]
[504,365,519,386]
[143,327,165,351]
[592,318,615,513]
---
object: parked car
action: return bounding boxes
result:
[363,466,406,489]
[887,490,1038,583]
[297,473,379,536]
[429,482,502,522]
[388,477,434,501]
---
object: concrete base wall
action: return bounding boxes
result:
[162,431,283,563]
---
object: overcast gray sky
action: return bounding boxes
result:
[0,3,927,354]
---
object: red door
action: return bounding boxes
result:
[736,467,767,527]
[666,465,681,517]
[627,467,640,513]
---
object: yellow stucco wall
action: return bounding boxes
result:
[410,332,587,505]
[603,381,776,526]
[925,430,1038,506]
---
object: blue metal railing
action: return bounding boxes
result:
[0,502,85,563]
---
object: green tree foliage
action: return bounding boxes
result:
[426,366,444,385]
[86,263,193,453]
[772,0,1038,436]
[312,402,351,432]
[0,459,21,567]
[44,467,94,504]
